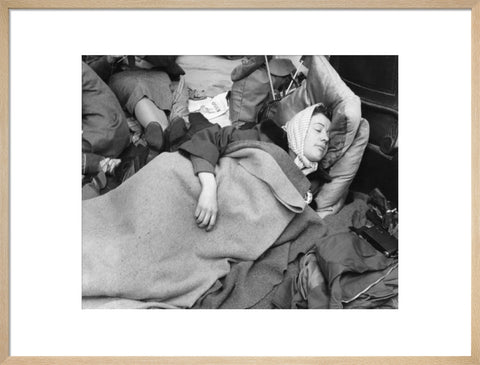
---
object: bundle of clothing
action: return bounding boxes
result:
[273,232,398,309]
[81,55,398,309]
[83,141,324,308]
[82,140,398,309]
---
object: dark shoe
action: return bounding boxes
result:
[144,122,165,152]
[164,117,188,151]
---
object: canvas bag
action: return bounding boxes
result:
[229,58,295,125]
[260,56,362,168]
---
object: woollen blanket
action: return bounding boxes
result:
[82,141,312,308]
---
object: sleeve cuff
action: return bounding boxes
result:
[191,156,215,175]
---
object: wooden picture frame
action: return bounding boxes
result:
[0,1,478,364]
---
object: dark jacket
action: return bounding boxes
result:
[178,119,332,197]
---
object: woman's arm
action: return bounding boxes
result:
[178,124,259,174]
[179,124,260,230]
[195,172,218,231]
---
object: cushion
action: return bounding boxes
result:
[268,56,362,168]
[315,118,370,217]
[265,56,366,217]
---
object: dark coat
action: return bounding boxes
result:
[178,119,332,197]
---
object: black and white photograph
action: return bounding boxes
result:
[81,55,398,309]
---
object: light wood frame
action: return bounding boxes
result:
[0,1,478,364]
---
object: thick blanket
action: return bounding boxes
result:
[83,141,312,308]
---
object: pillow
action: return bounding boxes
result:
[315,118,370,217]
[82,62,130,158]
[263,56,366,217]
[267,56,362,168]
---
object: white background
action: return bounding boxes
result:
[10,10,471,356]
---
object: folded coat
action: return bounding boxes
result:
[312,232,398,309]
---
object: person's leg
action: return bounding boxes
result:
[134,97,169,130]
[134,97,169,152]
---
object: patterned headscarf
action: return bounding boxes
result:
[282,103,326,175]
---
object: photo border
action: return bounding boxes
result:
[1,1,478,364]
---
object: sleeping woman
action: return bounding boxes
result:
[82,104,337,309]
[178,103,333,231]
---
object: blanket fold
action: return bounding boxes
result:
[83,141,314,308]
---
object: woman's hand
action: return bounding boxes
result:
[195,172,218,231]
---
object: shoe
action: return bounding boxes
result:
[165,117,188,151]
[144,122,165,152]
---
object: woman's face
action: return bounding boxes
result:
[303,113,331,162]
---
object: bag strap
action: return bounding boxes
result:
[264,55,276,101]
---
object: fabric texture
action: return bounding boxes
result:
[312,231,398,309]
[177,120,331,199]
[84,199,328,310]
[315,118,370,216]
[82,152,104,175]
[261,56,365,216]
[177,55,243,99]
[178,123,271,175]
[230,56,266,82]
[83,56,115,83]
[267,56,362,169]
[283,104,323,174]
[271,200,398,310]
[82,141,311,308]
[82,62,130,157]
[109,70,173,115]
[229,59,293,124]
[271,197,369,309]
[194,205,328,309]
[141,56,185,78]
[169,75,190,121]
